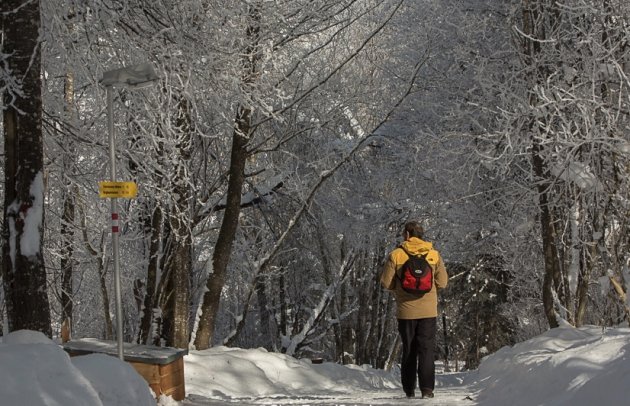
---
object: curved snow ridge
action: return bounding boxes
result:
[185,346,399,401]
[465,325,630,406]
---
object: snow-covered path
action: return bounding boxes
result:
[181,372,478,405]
[182,387,476,405]
[183,389,475,405]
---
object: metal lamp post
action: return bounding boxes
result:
[100,63,158,360]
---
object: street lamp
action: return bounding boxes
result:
[100,62,158,360]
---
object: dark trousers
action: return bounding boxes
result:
[398,317,437,395]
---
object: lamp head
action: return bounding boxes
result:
[101,63,159,88]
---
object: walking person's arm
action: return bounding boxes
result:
[434,254,448,290]
[380,256,397,291]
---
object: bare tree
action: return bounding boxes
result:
[193,0,407,349]
[474,0,630,329]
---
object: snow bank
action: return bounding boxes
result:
[0,330,156,406]
[73,354,156,406]
[185,346,399,401]
[466,325,630,406]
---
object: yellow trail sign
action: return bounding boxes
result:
[99,181,137,198]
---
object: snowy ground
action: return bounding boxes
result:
[1,325,630,405]
[183,386,474,406]
[183,381,474,405]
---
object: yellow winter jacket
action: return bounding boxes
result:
[380,237,448,319]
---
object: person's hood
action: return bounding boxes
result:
[401,237,433,255]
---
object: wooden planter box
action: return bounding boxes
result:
[63,339,188,401]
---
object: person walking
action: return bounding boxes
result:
[380,221,448,399]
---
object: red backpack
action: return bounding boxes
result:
[397,246,433,295]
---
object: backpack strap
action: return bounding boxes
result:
[394,245,407,282]
[396,245,410,272]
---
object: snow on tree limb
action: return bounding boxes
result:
[284,250,356,356]
[223,54,424,346]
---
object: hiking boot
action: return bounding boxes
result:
[421,388,434,398]
[405,390,415,398]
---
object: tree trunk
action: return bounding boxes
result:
[79,204,113,340]
[1,0,52,336]
[60,187,75,335]
[255,276,273,349]
[194,4,261,350]
[161,230,192,348]
[194,111,250,349]
[60,62,77,338]
[574,248,591,327]
[161,199,192,348]
[532,141,560,329]
[279,273,287,338]
[99,255,114,340]
[158,96,193,349]
[521,0,563,329]
[137,204,163,344]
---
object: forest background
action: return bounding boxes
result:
[1,0,629,371]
